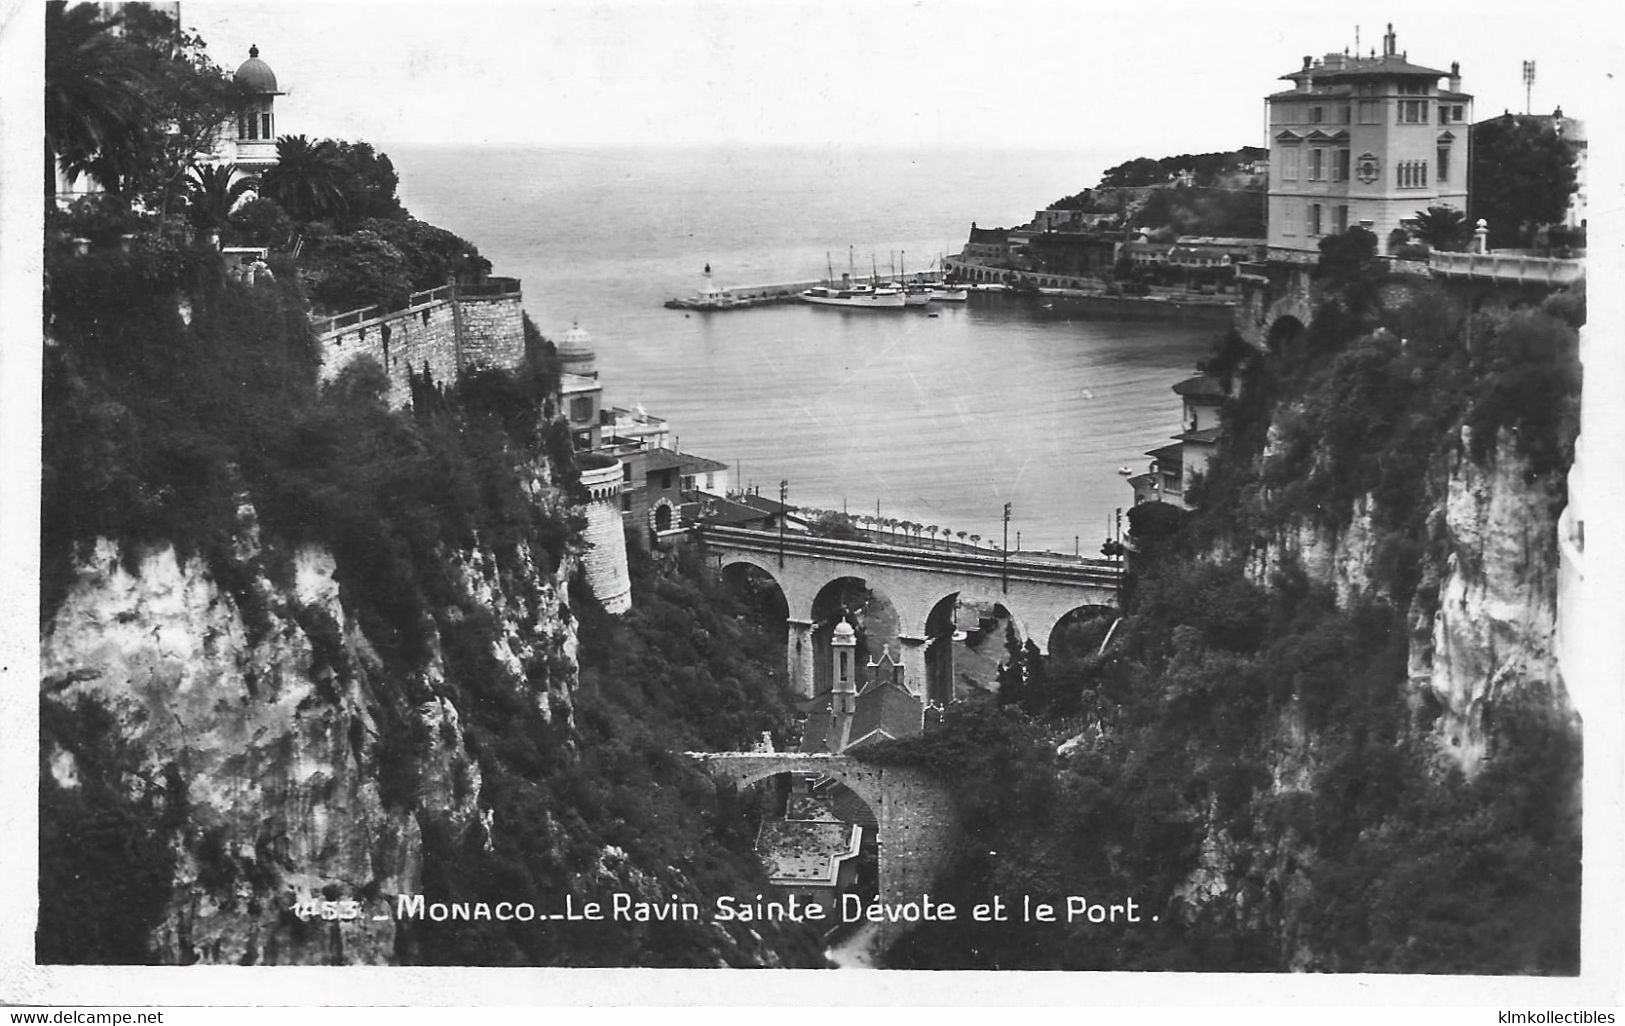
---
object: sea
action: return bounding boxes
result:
[391,145,1223,554]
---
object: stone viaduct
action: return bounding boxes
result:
[689,752,958,948]
[697,523,1121,698]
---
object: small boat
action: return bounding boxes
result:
[927,283,969,302]
[1117,466,1134,475]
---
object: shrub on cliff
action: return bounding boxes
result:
[38,696,178,964]
[409,543,823,967]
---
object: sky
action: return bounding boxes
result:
[171,0,1618,169]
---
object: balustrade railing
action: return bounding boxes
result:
[1427,250,1585,285]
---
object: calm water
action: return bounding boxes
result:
[391,146,1222,552]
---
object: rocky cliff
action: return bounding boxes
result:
[40,506,576,964]
[879,273,1584,973]
[1238,427,1571,776]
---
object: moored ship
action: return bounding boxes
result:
[801,276,907,309]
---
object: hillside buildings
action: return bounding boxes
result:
[1128,373,1226,510]
[1266,24,1472,256]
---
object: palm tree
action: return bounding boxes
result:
[927,525,939,549]
[186,164,257,232]
[957,530,967,549]
[45,1,150,199]
[969,533,981,550]
[257,135,349,223]
[1411,205,1470,252]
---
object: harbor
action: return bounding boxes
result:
[664,269,951,311]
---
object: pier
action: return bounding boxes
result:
[664,272,949,311]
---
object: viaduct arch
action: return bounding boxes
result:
[690,753,959,945]
[701,525,1120,697]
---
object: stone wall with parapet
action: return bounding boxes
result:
[314,280,526,408]
[459,294,526,370]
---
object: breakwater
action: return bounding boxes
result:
[665,272,948,311]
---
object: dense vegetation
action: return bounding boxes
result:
[1470,115,1581,249]
[40,233,819,964]
[42,4,814,955]
[1048,148,1268,204]
[859,236,1583,973]
[408,544,821,966]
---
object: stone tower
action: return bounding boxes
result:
[829,619,858,752]
[578,459,632,615]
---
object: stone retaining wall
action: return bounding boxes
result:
[317,291,526,408]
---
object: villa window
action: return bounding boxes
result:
[262,112,272,138]
[1309,149,1324,181]
[1310,204,1323,236]
[1399,100,1429,124]
[1334,205,1349,233]
[1396,160,1428,188]
[1310,106,1324,123]
[1339,105,1352,125]
[1437,147,1450,182]
[1334,149,1350,182]
[1357,101,1379,124]
[570,397,593,422]
[1280,147,1299,181]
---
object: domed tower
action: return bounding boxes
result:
[232,45,283,173]
[829,619,858,752]
[558,320,597,378]
[831,620,858,715]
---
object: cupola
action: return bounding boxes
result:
[558,320,597,377]
[233,45,282,95]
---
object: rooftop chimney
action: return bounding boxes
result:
[1300,55,1313,91]
[1449,61,1461,92]
[1383,23,1396,58]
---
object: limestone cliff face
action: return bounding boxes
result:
[1235,421,1569,774]
[39,505,578,964]
[1414,429,1569,773]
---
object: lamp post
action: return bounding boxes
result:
[779,479,788,568]
[1002,502,1011,594]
